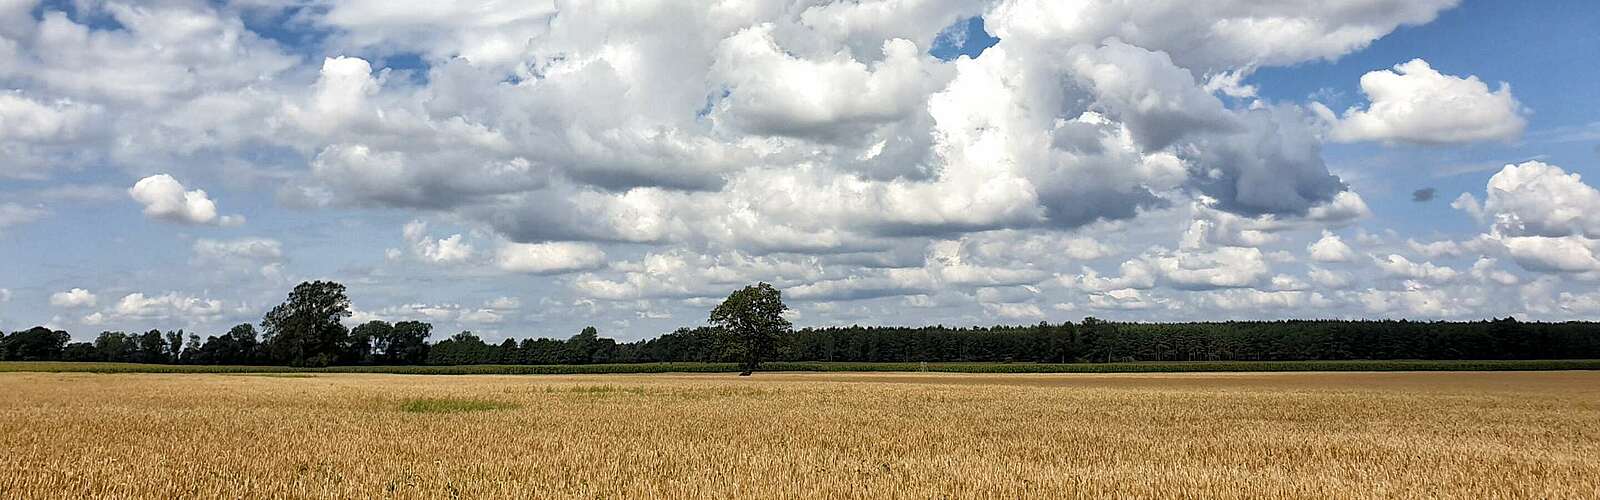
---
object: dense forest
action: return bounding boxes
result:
[5,317,1599,367]
[3,281,1598,366]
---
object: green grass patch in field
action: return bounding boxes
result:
[399,398,517,413]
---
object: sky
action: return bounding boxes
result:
[3,0,1600,342]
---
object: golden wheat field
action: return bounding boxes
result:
[1,371,1597,499]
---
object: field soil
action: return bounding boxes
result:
[1,371,1596,498]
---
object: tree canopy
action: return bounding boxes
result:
[261,280,352,367]
[709,282,792,375]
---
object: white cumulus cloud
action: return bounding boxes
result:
[128,174,243,226]
[1325,59,1525,144]
[1308,231,1355,262]
[49,288,97,308]
[402,220,474,264]
[496,242,607,275]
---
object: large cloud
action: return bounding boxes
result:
[0,92,101,178]
[1325,59,1525,145]
[1503,236,1600,273]
[1472,161,1600,239]
[986,0,1458,71]
[709,26,948,141]
[0,93,104,179]
[1449,161,1600,276]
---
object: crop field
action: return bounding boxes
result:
[1,371,1597,498]
[6,358,1600,374]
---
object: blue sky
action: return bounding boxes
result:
[3,0,1600,342]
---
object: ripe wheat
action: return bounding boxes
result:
[0,371,1595,498]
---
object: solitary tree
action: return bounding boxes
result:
[709,282,791,376]
[261,281,352,367]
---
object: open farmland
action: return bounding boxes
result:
[2,371,1597,498]
[6,359,1600,374]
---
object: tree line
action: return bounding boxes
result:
[4,281,1599,366]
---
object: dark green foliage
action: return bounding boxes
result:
[709,282,791,374]
[93,331,136,362]
[496,338,518,364]
[180,334,202,363]
[23,317,1600,368]
[378,321,432,365]
[1078,317,1109,362]
[0,326,70,361]
[261,281,352,367]
[137,330,167,364]
[164,330,184,364]
[627,327,738,363]
[62,342,98,361]
[348,320,432,365]
[186,324,260,365]
[563,326,616,364]
[346,321,381,364]
[426,331,497,365]
[518,338,566,364]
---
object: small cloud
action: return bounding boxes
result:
[496,242,606,274]
[1412,187,1437,202]
[484,297,521,310]
[50,288,98,309]
[129,174,244,226]
[402,220,474,264]
[193,238,284,262]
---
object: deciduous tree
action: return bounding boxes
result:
[709,283,791,375]
[261,281,352,367]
